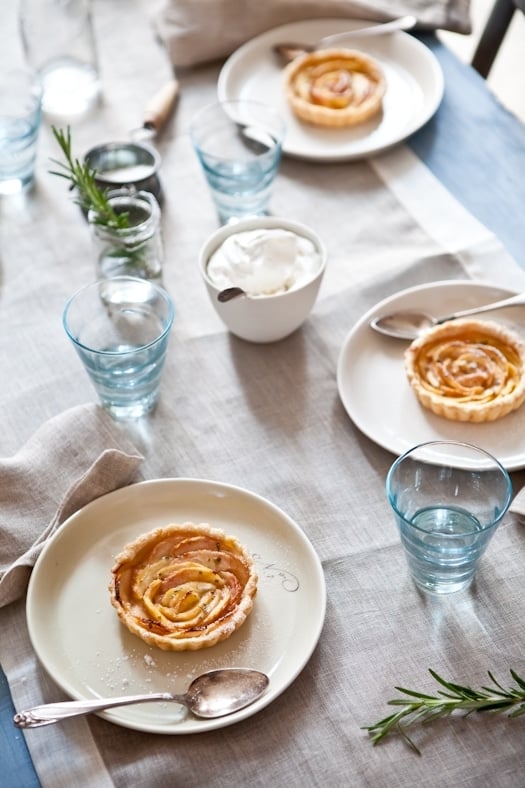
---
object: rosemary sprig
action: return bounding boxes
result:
[49,126,129,229]
[364,668,525,755]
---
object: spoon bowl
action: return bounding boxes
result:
[369,292,525,340]
[370,310,436,339]
[13,668,269,728]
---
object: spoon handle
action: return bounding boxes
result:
[217,286,246,303]
[439,292,525,323]
[13,692,184,728]
[319,15,416,46]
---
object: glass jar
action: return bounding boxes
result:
[88,189,163,282]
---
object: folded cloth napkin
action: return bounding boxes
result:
[0,404,143,608]
[154,0,471,67]
[509,486,525,519]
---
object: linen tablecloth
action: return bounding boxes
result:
[1,1,525,786]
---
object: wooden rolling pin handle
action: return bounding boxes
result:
[143,79,180,132]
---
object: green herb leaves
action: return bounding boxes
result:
[49,126,129,229]
[364,669,525,754]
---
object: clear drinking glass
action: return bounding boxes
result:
[19,0,100,119]
[63,277,174,420]
[88,189,164,282]
[386,441,512,594]
[0,68,42,196]
[189,100,285,225]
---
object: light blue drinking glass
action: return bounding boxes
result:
[0,68,42,195]
[189,100,285,225]
[386,441,512,595]
[63,276,174,420]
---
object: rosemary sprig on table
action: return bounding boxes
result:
[364,668,525,755]
[49,126,129,229]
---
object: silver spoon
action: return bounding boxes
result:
[273,15,417,64]
[13,668,269,729]
[370,292,525,340]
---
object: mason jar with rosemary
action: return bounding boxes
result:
[88,189,163,281]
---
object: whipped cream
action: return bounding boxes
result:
[206,228,321,296]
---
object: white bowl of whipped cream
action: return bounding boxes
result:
[199,216,327,343]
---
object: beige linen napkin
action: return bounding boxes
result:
[154,0,471,67]
[0,404,143,608]
[509,488,525,519]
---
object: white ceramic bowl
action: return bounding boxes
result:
[198,216,327,343]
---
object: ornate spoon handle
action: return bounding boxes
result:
[14,692,184,728]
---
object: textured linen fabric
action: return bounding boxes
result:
[154,0,471,66]
[2,1,525,786]
[0,404,143,608]
[509,487,525,518]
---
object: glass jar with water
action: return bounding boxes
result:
[89,189,164,282]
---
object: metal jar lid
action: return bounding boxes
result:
[83,141,163,204]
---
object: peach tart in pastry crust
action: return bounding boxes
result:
[283,48,386,127]
[404,319,525,423]
[109,523,257,651]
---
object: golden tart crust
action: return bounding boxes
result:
[404,319,525,422]
[283,48,386,127]
[109,523,257,651]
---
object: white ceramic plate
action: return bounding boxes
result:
[337,280,525,470]
[217,18,444,161]
[26,478,326,734]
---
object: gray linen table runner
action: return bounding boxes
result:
[2,1,525,786]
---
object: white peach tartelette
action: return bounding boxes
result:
[404,318,525,422]
[283,47,386,128]
[109,522,257,651]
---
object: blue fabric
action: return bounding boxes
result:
[409,34,525,269]
[0,666,40,786]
